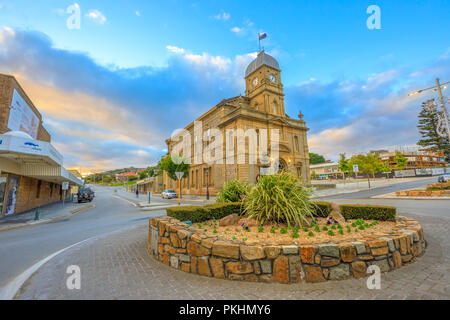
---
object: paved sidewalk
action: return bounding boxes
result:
[15,212,450,300]
[0,200,95,232]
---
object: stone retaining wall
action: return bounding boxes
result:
[396,190,450,197]
[147,216,426,283]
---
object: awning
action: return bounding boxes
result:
[0,134,83,186]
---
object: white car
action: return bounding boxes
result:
[161,189,177,199]
[438,174,450,183]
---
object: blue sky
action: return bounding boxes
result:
[0,0,449,173]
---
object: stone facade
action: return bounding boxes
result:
[162,51,310,195]
[148,216,426,284]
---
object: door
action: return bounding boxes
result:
[4,176,19,216]
[0,175,7,217]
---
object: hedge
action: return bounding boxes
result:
[166,202,242,223]
[310,201,332,217]
[339,204,396,222]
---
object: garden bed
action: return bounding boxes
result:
[147,213,426,284]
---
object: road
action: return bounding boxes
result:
[0,186,167,289]
[0,178,448,297]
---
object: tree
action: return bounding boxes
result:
[349,153,384,188]
[309,153,326,165]
[417,100,450,160]
[394,151,408,170]
[381,161,392,179]
[311,171,316,180]
[158,155,190,181]
[338,153,350,180]
[139,171,147,180]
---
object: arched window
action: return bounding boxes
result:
[272,101,277,114]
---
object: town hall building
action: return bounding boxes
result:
[161,50,311,195]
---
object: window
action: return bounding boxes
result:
[36,180,42,199]
[272,102,277,114]
[294,136,299,152]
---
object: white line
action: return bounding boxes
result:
[112,194,138,207]
[0,235,99,300]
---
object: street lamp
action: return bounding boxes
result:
[409,78,450,141]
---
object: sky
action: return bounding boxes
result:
[0,0,449,174]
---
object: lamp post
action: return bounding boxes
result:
[409,78,450,141]
[205,167,210,200]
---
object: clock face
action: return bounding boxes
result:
[252,77,259,87]
[269,74,276,83]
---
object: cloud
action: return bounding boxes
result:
[0,28,255,173]
[135,10,141,17]
[214,12,230,21]
[86,9,106,24]
[166,45,185,54]
[230,27,242,33]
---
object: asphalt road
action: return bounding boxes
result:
[0,178,448,294]
[0,186,167,289]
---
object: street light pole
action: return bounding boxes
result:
[435,78,450,141]
[206,167,210,200]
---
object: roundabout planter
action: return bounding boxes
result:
[147,215,426,284]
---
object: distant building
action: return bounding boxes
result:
[309,162,341,179]
[0,74,83,217]
[374,149,447,170]
[115,172,138,182]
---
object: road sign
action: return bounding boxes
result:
[62,182,69,190]
[175,172,184,179]
[352,165,359,173]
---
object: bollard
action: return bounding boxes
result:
[148,191,152,204]
[34,206,40,221]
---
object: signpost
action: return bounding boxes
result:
[62,181,69,208]
[175,172,184,205]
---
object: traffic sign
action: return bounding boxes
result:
[175,172,184,179]
[62,182,69,190]
[352,165,359,173]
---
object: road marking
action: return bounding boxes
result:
[112,194,138,207]
[0,235,98,300]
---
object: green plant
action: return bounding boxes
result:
[302,227,309,232]
[216,179,251,203]
[197,223,202,228]
[308,231,314,237]
[358,225,365,230]
[339,204,396,221]
[258,225,264,233]
[242,172,314,227]
[231,236,237,240]
[338,229,344,235]
[328,230,334,236]
[280,228,287,234]
[270,227,276,233]
[322,226,328,231]
[331,225,336,230]
[242,238,247,241]
[166,202,242,223]
[292,231,299,238]
[314,225,320,232]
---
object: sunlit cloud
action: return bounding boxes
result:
[214,12,230,21]
[86,9,106,24]
[166,45,185,54]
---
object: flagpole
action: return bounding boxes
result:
[258,33,261,52]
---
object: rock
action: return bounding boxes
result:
[282,245,298,255]
[170,256,179,268]
[369,259,389,272]
[340,244,356,263]
[320,257,340,267]
[289,256,301,282]
[176,253,190,263]
[241,245,265,260]
[238,217,259,227]
[180,263,190,273]
[371,246,389,256]
[209,258,225,278]
[304,265,325,283]
[327,202,344,221]
[226,261,253,274]
[367,239,388,248]
[212,241,240,259]
[318,244,340,258]
[401,254,413,263]
[392,251,402,268]
[329,264,350,280]
[218,214,241,226]
[273,256,289,283]
[187,241,211,256]
[176,229,190,239]
[191,257,198,274]
[254,262,261,275]
[300,245,316,264]
[412,243,421,257]
[351,261,367,278]
[353,242,367,254]
[260,260,272,274]
[399,236,408,255]
[170,233,181,248]
[198,257,212,276]
[265,246,281,259]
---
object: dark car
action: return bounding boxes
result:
[77,187,95,203]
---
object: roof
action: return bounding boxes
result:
[245,50,280,78]
[309,162,339,169]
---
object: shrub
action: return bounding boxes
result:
[310,201,332,217]
[339,204,396,221]
[242,172,314,227]
[166,202,242,223]
[216,179,251,203]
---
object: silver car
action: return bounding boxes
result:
[438,174,450,183]
[161,189,177,199]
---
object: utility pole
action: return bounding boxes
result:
[409,78,450,141]
[206,167,210,200]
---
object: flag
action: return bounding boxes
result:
[259,33,267,40]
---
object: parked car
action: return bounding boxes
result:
[161,189,177,199]
[438,174,450,183]
[77,187,95,203]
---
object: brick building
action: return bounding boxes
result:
[0,74,83,217]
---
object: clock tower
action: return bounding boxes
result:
[245,50,285,116]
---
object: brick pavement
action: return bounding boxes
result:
[16,213,450,300]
